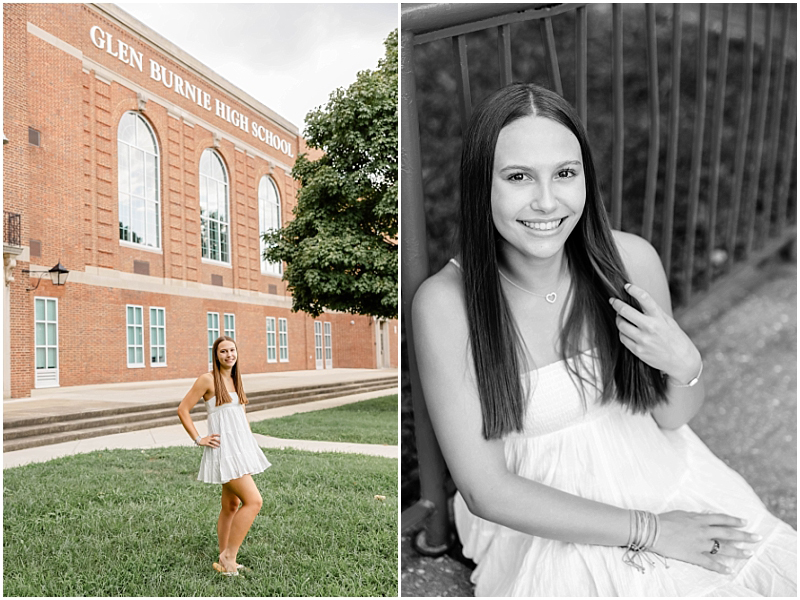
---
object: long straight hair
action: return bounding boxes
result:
[211,335,249,407]
[459,83,667,440]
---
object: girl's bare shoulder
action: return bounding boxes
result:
[412,260,467,325]
[196,372,214,393]
[611,229,672,312]
[611,230,663,280]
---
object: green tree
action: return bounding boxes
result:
[263,30,398,319]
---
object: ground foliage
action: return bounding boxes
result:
[402,5,796,508]
[251,394,398,445]
[4,447,397,597]
[264,30,398,319]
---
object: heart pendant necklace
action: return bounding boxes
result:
[499,268,566,304]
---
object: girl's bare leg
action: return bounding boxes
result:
[218,474,262,572]
[218,484,241,554]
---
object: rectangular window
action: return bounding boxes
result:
[278,318,288,362]
[126,305,144,367]
[150,307,166,366]
[207,312,220,364]
[224,313,235,339]
[28,127,41,146]
[266,317,277,363]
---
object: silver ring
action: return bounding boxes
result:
[710,539,720,555]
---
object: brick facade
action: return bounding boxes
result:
[3,4,397,398]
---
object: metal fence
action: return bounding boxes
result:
[401,3,797,554]
[4,210,21,248]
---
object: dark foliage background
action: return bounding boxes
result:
[401,4,796,509]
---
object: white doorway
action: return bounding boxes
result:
[314,321,323,370]
[34,297,59,388]
[324,322,332,369]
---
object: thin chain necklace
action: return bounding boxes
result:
[498,267,567,304]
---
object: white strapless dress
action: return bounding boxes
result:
[454,351,797,596]
[197,393,271,485]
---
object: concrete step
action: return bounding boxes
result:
[5,376,397,428]
[4,379,394,440]
[3,377,397,452]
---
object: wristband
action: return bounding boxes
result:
[668,359,703,387]
[194,435,202,446]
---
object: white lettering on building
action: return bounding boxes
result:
[90,25,143,72]
[90,24,293,157]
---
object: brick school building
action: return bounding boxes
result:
[3,3,397,398]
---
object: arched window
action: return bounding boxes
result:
[118,112,160,248]
[199,149,229,263]
[258,175,282,276]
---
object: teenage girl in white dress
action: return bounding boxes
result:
[412,83,796,596]
[178,335,270,576]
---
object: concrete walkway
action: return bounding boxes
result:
[4,367,396,421]
[4,368,398,468]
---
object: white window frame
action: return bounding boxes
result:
[266,317,277,363]
[207,311,220,366]
[278,317,289,362]
[149,307,167,367]
[34,297,59,388]
[314,320,323,370]
[258,175,282,276]
[118,111,161,249]
[199,149,230,264]
[224,313,235,340]
[126,304,145,368]
[324,321,333,369]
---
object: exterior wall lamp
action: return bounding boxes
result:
[22,261,69,291]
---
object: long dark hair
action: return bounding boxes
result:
[211,335,249,407]
[459,83,667,440]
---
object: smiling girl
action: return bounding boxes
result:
[177,335,271,576]
[412,83,796,596]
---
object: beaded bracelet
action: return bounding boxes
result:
[622,510,669,573]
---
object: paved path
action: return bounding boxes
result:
[4,367,396,421]
[4,368,398,469]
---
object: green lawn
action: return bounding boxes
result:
[251,394,398,445]
[4,447,397,597]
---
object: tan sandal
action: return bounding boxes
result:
[212,562,239,576]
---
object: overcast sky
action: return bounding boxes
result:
[116,3,398,133]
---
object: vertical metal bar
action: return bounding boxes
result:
[775,64,797,237]
[611,4,623,230]
[498,24,513,87]
[743,4,775,257]
[452,35,472,136]
[704,4,730,291]
[642,4,660,243]
[662,3,682,278]
[400,30,450,551]
[724,4,754,271]
[682,5,708,304]
[758,3,791,246]
[540,17,563,96]
[575,6,588,124]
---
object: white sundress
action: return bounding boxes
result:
[454,350,797,596]
[197,392,271,485]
